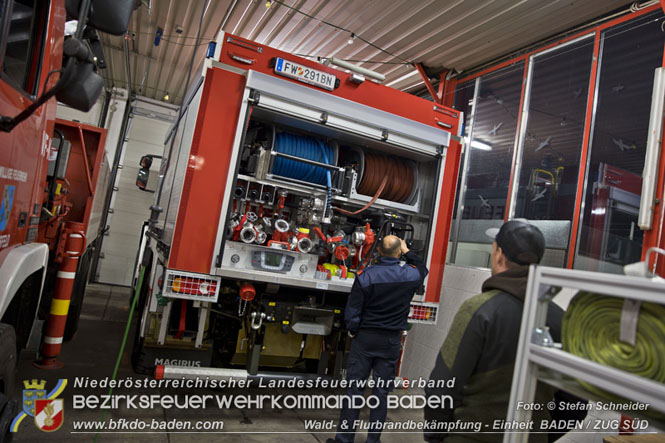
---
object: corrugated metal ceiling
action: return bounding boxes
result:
[98,0,640,106]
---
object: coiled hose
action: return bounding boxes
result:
[273,132,334,186]
[273,132,333,217]
[562,291,665,404]
[357,153,414,203]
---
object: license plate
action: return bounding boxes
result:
[274,57,336,91]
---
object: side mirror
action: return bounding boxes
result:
[136,167,150,190]
[136,155,161,192]
[0,0,140,131]
[66,0,141,36]
[0,37,101,131]
[55,39,104,111]
[140,155,153,169]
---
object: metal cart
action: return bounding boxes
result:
[504,265,665,443]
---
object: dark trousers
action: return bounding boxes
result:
[335,329,402,443]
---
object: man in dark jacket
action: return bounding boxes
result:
[330,235,428,443]
[423,220,584,442]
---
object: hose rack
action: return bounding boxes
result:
[254,125,345,193]
[341,147,420,205]
[505,266,665,443]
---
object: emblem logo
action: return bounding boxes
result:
[34,399,64,432]
[22,379,46,416]
[11,378,67,433]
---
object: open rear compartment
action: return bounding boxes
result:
[211,93,444,375]
[136,65,457,378]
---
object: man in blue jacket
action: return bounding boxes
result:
[330,235,428,443]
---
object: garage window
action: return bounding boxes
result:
[448,63,525,267]
[510,35,595,267]
[0,0,48,96]
[574,11,665,273]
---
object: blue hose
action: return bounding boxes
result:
[318,139,333,218]
[273,133,334,186]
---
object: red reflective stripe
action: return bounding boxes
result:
[39,222,84,362]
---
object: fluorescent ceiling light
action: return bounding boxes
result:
[464,137,492,151]
[385,70,419,87]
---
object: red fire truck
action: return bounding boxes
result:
[133,32,463,380]
[0,0,136,437]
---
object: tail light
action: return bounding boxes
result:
[164,270,221,302]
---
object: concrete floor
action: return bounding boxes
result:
[12,284,428,442]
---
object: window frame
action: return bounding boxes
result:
[446,4,665,270]
[507,33,595,222]
[449,76,480,263]
[0,0,50,99]
[572,12,665,272]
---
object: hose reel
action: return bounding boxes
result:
[562,291,665,407]
[343,149,417,204]
[271,131,338,186]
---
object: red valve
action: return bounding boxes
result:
[239,283,256,301]
[274,192,287,217]
[363,223,375,253]
[272,230,288,243]
[352,224,375,271]
[313,226,327,241]
[334,244,350,261]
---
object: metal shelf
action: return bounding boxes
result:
[216,266,353,293]
[238,172,429,217]
[530,346,665,411]
[237,173,332,198]
[505,266,665,443]
[331,194,425,217]
[535,370,665,430]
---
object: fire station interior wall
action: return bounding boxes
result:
[103,90,130,176]
[96,106,176,286]
[401,265,490,381]
[401,7,665,388]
